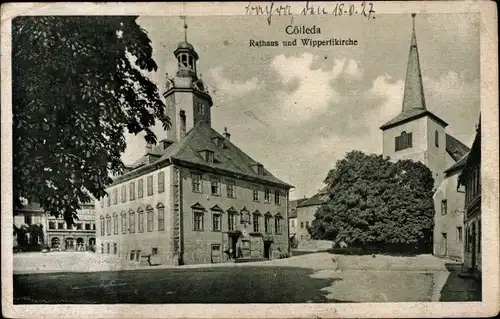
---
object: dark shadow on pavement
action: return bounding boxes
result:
[439,263,481,302]
[14,266,350,304]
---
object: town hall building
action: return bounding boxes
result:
[379,14,471,259]
[96,24,293,265]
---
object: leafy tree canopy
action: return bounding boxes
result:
[13,16,170,224]
[309,151,435,252]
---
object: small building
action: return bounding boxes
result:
[288,198,308,248]
[459,119,481,278]
[13,202,47,251]
[433,154,467,261]
[96,30,293,265]
[295,193,332,250]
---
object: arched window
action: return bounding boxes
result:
[113,213,118,235]
[395,131,413,151]
[129,209,135,233]
[106,215,111,236]
[146,206,154,232]
[121,211,127,234]
[100,216,105,236]
[138,207,144,233]
[435,130,439,147]
[157,203,165,231]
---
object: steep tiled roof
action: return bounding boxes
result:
[117,121,293,188]
[15,202,44,212]
[446,133,470,162]
[297,193,324,208]
[380,15,449,131]
[380,109,448,131]
[444,153,469,176]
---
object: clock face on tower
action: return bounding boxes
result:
[165,78,174,91]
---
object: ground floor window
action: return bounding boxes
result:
[136,250,141,261]
[106,243,110,254]
[152,247,158,255]
[130,250,135,261]
[457,227,463,242]
[101,244,104,254]
[113,243,117,254]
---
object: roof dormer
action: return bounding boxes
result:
[250,163,264,175]
[199,149,215,163]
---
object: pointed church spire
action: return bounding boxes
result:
[402,13,426,112]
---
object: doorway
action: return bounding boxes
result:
[211,244,222,263]
[263,241,272,259]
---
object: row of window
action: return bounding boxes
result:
[100,204,165,236]
[101,172,165,208]
[191,173,282,204]
[48,221,96,231]
[465,167,481,205]
[100,243,159,260]
[193,210,283,234]
[465,220,481,253]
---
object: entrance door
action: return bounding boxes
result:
[263,241,271,259]
[229,235,237,259]
[442,233,447,256]
[211,244,222,263]
[65,238,74,250]
[471,223,476,272]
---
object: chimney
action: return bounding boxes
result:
[223,127,231,140]
[179,110,186,138]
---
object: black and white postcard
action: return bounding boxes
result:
[1,1,498,318]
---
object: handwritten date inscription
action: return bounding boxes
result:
[245,1,376,25]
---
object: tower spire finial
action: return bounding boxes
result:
[401,12,426,112]
[181,15,188,42]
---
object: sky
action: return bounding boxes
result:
[120,13,480,200]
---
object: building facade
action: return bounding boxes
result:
[288,197,308,248]
[96,31,293,265]
[459,120,481,277]
[379,14,471,255]
[433,156,467,261]
[46,201,97,251]
[13,201,96,251]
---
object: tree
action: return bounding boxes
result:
[309,151,435,253]
[12,16,170,224]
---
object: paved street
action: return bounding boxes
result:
[13,252,481,303]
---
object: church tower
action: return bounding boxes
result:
[163,17,213,141]
[380,14,448,188]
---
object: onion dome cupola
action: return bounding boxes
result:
[174,19,199,79]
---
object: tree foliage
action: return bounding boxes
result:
[12,16,170,224]
[309,151,435,252]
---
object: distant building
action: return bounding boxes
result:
[13,201,96,251]
[13,202,47,250]
[433,155,467,261]
[296,193,331,249]
[379,14,472,254]
[96,28,293,265]
[46,201,97,251]
[459,119,481,278]
[288,197,308,248]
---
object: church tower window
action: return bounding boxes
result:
[435,130,439,147]
[395,131,412,151]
